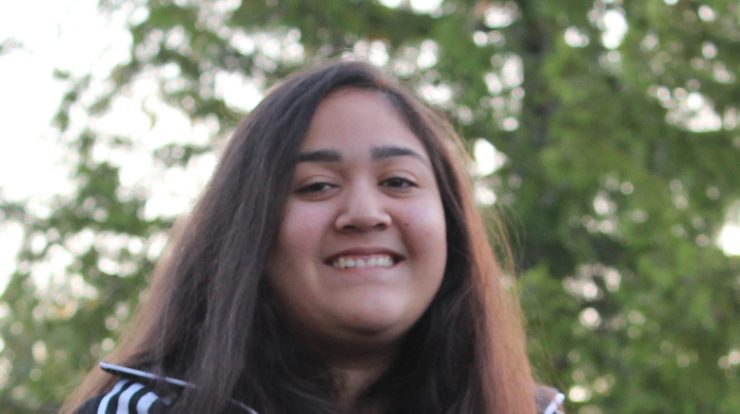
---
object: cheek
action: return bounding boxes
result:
[268,203,334,291]
[267,205,325,304]
[408,202,446,241]
[276,203,330,251]
[399,201,447,269]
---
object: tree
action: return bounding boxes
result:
[1,0,738,412]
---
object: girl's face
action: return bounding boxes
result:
[267,88,447,352]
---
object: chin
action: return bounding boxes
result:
[338,302,419,339]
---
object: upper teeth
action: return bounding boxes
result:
[332,255,395,269]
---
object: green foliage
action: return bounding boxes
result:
[1,0,738,412]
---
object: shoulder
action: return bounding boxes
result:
[534,385,566,414]
[75,379,171,414]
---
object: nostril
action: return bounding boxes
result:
[335,210,392,232]
[373,221,389,230]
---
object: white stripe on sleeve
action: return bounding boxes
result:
[544,392,566,414]
[116,382,145,414]
[97,380,129,414]
[136,391,161,414]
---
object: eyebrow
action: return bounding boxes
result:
[296,145,427,164]
[370,145,426,163]
[296,149,341,163]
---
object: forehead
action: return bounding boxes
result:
[300,88,429,159]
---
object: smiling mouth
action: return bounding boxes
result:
[329,254,398,269]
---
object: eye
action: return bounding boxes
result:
[381,176,417,189]
[295,182,337,194]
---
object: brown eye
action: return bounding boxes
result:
[381,177,417,189]
[296,182,337,194]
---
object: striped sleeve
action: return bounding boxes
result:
[75,380,170,414]
[535,385,566,414]
[543,392,566,414]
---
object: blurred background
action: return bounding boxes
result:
[1,0,738,412]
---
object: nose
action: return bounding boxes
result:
[334,184,391,232]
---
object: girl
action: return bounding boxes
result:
[63,61,564,414]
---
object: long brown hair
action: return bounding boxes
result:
[62,61,536,413]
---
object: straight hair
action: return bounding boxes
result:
[62,60,536,413]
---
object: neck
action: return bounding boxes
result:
[329,349,395,412]
[276,313,401,410]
